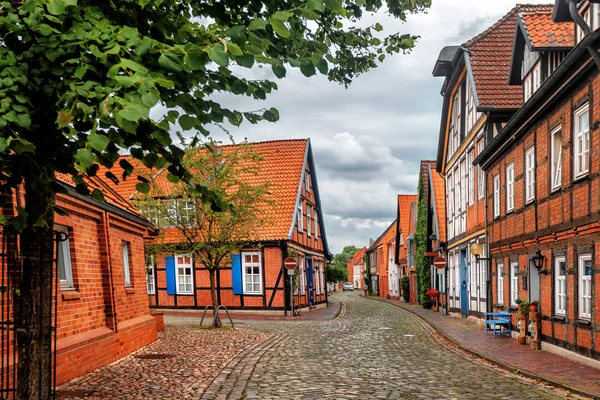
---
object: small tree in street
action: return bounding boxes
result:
[139,143,272,327]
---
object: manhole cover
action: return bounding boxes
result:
[56,389,96,398]
[135,353,175,360]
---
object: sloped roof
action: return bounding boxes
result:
[521,10,574,49]
[465,4,554,109]
[398,195,418,241]
[428,165,447,243]
[367,220,396,253]
[55,173,143,218]
[99,139,311,242]
[349,247,367,266]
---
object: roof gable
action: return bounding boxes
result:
[398,194,418,242]
[428,164,447,244]
[368,220,396,253]
[98,139,313,243]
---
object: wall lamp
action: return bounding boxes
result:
[530,250,545,272]
[470,243,491,262]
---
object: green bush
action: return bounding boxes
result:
[401,275,410,302]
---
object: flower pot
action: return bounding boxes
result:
[517,335,527,345]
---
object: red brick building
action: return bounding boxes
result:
[395,194,418,300]
[103,139,330,313]
[347,247,367,290]
[1,174,160,387]
[475,1,600,363]
[366,220,396,298]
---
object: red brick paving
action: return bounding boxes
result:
[371,296,600,399]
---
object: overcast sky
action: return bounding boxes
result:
[162,1,555,254]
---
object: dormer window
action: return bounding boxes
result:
[576,6,592,44]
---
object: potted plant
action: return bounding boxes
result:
[426,288,440,311]
[515,299,529,345]
[516,298,529,318]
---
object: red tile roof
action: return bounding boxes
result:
[398,194,418,261]
[98,139,310,242]
[521,11,574,49]
[465,4,554,109]
[349,247,367,266]
[428,167,446,243]
[55,173,143,218]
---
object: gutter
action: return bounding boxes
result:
[474,29,600,170]
[568,0,600,69]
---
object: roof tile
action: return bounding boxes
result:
[521,10,574,49]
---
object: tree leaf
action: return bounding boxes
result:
[270,19,291,38]
[179,115,198,130]
[136,182,150,194]
[272,63,286,78]
[307,0,325,12]
[263,108,279,122]
[88,134,110,152]
[115,75,139,88]
[324,0,343,11]
[207,44,229,66]
[300,61,316,77]
[75,148,95,168]
[374,23,383,32]
[227,25,246,38]
[271,11,293,21]
[91,188,105,202]
[0,138,7,153]
[236,54,255,68]
[316,58,328,74]
[47,0,66,16]
[248,19,268,31]
[105,171,119,185]
[158,52,183,72]
[57,111,73,127]
[11,138,35,154]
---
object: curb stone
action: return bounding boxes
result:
[365,295,598,400]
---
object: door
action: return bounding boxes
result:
[306,257,315,306]
[529,264,540,303]
[460,249,469,316]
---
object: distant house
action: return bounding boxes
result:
[366,221,397,298]
[427,164,447,312]
[347,247,367,289]
[101,139,331,313]
[0,174,160,388]
[395,194,418,300]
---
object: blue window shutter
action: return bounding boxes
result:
[166,256,176,295]
[231,254,242,295]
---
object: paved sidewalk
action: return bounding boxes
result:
[369,296,600,399]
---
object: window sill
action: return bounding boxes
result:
[509,305,518,312]
[525,199,535,206]
[125,287,135,294]
[61,290,81,301]
[550,186,561,194]
[176,292,193,296]
[506,209,514,215]
[575,319,592,327]
[573,174,589,184]
[493,304,504,310]
[243,293,262,296]
[552,315,566,322]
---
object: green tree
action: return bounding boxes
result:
[327,245,357,284]
[0,0,431,396]
[415,175,429,304]
[140,142,271,328]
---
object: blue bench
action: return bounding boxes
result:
[485,312,511,338]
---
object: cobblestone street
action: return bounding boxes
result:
[57,292,585,399]
[217,292,582,399]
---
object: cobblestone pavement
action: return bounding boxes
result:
[56,326,270,399]
[215,292,585,399]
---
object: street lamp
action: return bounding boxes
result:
[470,243,491,261]
[530,250,545,271]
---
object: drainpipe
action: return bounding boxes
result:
[568,0,600,69]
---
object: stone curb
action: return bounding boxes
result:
[364,295,599,400]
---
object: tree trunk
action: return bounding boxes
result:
[17,172,55,399]
[208,268,221,328]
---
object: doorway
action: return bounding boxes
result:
[459,249,469,316]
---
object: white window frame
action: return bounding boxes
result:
[480,249,487,299]
[555,256,566,316]
[56,225,74,289]
[305,171,310,192]
[574,103,590,179]
[242,251,262,295]
[297,202,303,232]
[510,262,519,306]
[123,242,132,286]
[314,209,318,239]
[470,253,477,296]
[551,126,562,190]
[493,175,500,219]
[146,254,155,295]
[524,74,532,102]
[307,205,312,237]
[315,263,321,294]
[468,149,475,206]
[478,140,485,200]
[300,258,306,295]
[497,262,504,305]
[532,62,541,93]
[176,255,193,294]
[578,254,592,319]
[525,146,535,203]
[179,199,195,226]
[506,163,514,213]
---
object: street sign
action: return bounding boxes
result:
[284,257,298,270]
[433,256,447,270]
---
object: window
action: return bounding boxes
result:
[578,254,592,319]
[510,262,519,306]
[477,139,485,200]
[123,242,131,286]
[147,265,155,295]
[497,262,504,304]
[305,172,310,192]
[574,104,590,178]
[315,264,321,294]
[242,252,262,294]
[506,164,514,212]
[524,74,532,102]
[448,172,454,239]
[493,175,500,218]
[470,253,477,296]
[454,168,460,234]
[448,88,462,159]
[532,62,541,93]
[179,200,195,226]
[525,147,535,203]
[551,126,562,190]
[314,210,318,239]
[480,249,487,299]
[56,226,74,288]
[468,149,474,205]
[297,202,303,232]
[307,206,312,237]
[176,255,193,294]
[466,81,476,134]
[555,256,566,316]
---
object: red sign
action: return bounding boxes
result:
[433,256,447,269]
[284,257,298,270]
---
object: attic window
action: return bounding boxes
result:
[305,172,310,192]
[297,203,303,232]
